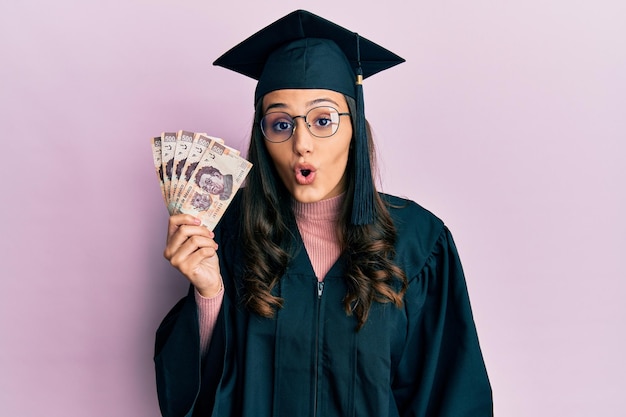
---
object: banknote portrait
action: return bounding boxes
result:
[174,158,187,182]
[194,165,233,200]
[165,157,174,180]
[190,192,212,211]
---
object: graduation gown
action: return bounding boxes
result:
[154,193,493,417]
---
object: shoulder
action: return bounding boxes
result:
[381,193,445,239]
[380,193,448,274]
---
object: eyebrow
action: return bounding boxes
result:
[264,97,341,113]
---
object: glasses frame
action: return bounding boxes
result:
[260,106,351,143]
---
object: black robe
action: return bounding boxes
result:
[154,193,493,417]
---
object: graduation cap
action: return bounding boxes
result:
[213,9,405,225]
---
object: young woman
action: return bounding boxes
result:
[155,10,492,417]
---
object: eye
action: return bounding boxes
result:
[273,120,293,132]
[314,117,331,128]
[312,113,333,129]
[264,113,294,133]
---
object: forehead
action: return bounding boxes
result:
[261,89,347,112]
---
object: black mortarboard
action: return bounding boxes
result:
[213,10,405,225]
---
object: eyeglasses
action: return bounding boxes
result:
[260,106,351,143]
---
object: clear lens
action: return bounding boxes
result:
[260,106,344,142]
[260,112,294,143]
[306,107,340,138]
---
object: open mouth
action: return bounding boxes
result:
[295,166,316,185]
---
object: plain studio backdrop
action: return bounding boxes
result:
[1,1,624,416]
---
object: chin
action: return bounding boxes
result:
[291,194,321,204]
[291,187,343,204]
[290,187,325,203]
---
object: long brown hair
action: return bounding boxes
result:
[241,95,407,329]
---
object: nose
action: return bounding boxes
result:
[291,116,313,155]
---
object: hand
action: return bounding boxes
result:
[163,214,222,298]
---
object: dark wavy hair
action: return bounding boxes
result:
[241,95,408,329]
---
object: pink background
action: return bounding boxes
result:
[1,1,624,416]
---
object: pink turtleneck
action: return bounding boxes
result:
[291,193,344,280]
[195,193,344,353]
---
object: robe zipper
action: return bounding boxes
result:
[313,281,324,417]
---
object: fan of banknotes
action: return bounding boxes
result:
[151,130,252,230]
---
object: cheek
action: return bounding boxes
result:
[265,143,290,168]
[265,144,294,185]
[330,136,352,165]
